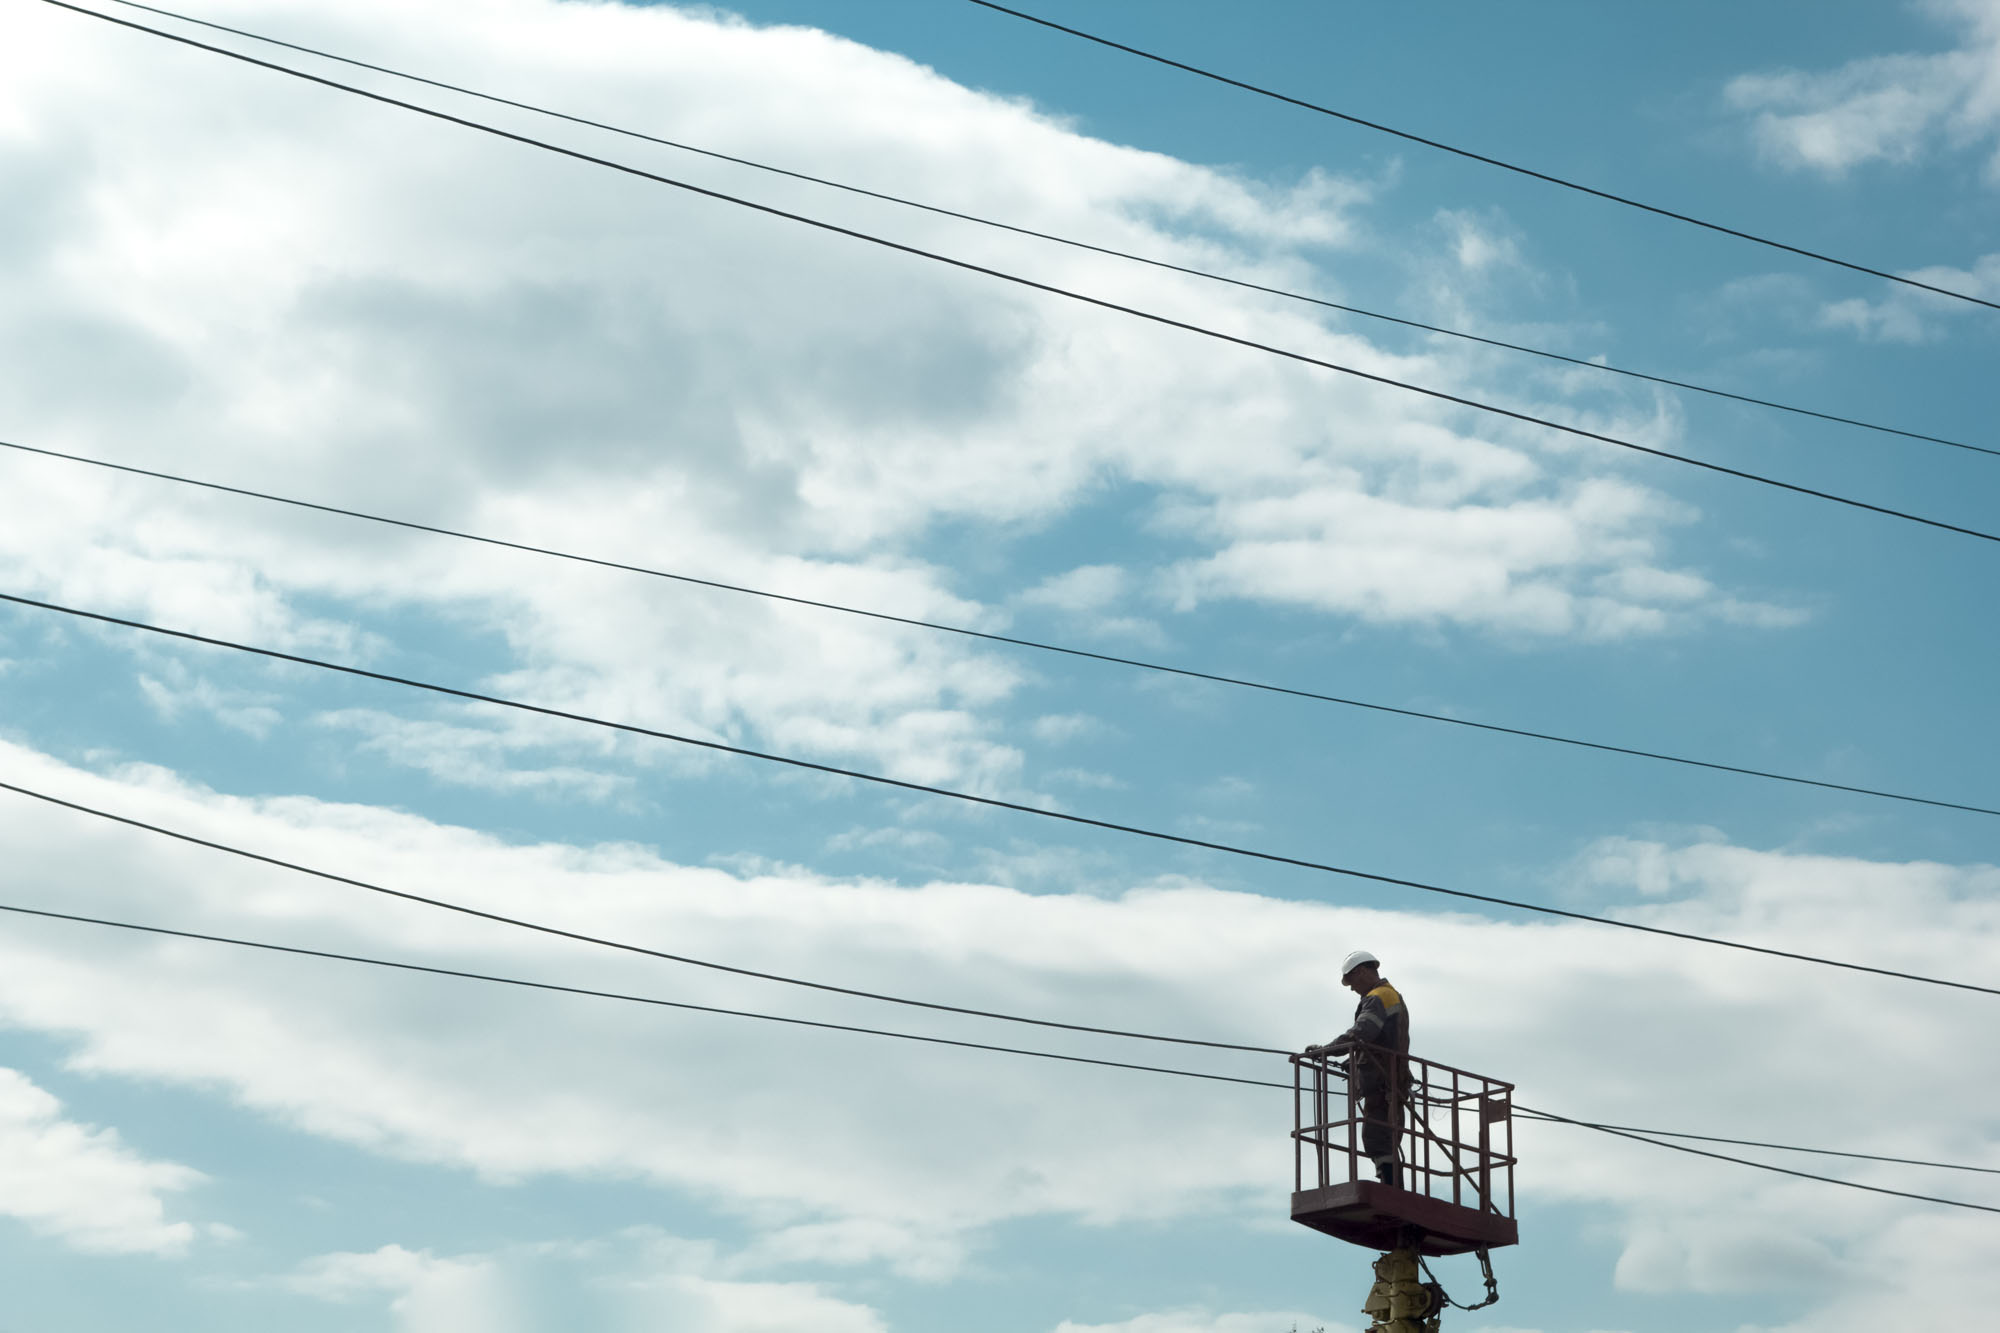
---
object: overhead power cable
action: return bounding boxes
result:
[1518,1109,2000,1214]
[1515,1113,2000,1177]
[7,435,1994,823]
[43,0,2000,549]
[6,586,1998,1003]
[0,900,1280,1087]
[92,0,1996,463]
[5,898,1997,1212]
[0,776,1285,1055]
[10,775,1998,1182]
[963,0,2000,314]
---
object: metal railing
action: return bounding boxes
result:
[1292,1043,1516,1220]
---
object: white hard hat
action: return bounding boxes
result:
[1339,949,1379,980]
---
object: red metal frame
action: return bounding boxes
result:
[1290,1043,1518,1256]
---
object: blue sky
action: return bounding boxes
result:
[0,1,1996,1330]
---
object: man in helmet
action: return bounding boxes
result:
[1305,949,1409,1189]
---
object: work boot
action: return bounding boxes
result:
[1373,1158,1402,1189]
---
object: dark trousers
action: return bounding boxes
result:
[1358,1078,1404,1182]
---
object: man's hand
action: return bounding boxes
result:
[1302,1044,1327,1058]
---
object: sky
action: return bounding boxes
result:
[0,0,1996,1330]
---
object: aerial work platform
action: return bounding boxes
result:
[1291,1046,1518,1258]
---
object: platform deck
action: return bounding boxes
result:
[1291,1180,1518,1257]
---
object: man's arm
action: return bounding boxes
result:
[1317,994,1388,1056]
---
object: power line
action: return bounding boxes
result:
[93,0,1998,463]
[4,897,1996,1212]
[7,434,1994,823]
[963,0,2000,315]
[42,0,2000,549]
[6,586,1998,1002]
[27,4,1998,1214]
[12,773,1998,1181]
[0,777,1284,1056]
[0,900,1280,1088]
[1516,1113,2000,1177]
[15,773,2000,1187]
[1519,1109,2000,1215]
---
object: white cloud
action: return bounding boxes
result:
[628,1270,887,1333]
[1017,566,1165,644]
[1727,53,1982,172]
[1163,477,1792,639]
[0,0,1794,821]
[822,823,949,856]
[316,707,632,800]
[1031,713,1104,746]
[1724,0,2000,177]
[1045,766,1126,790]
[1739,1213,2000,1332]
[0,740,1996,1318]
[0,1065,203,1255]
[1438,209,1525,276]
[1054,1312,1354,1333]
[732,1217,963,1282]
[280,1231,891,1333]
[1021,565,1131,614]
[285,1243,519,1333]
[1814,251,2000,343]
[0,3,1951,1322]
[610,1230,892,1333]
[135,658,283,738]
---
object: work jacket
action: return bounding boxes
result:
[1327,979,1409,1091]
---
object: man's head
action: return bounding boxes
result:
[1340,948,1381,995]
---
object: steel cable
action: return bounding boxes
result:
[12,776,1999,1184]
[38,0,2000,548]
[963,0,2000,313]
[0,777,1288,1055]
[0,900,1284,1086]
[4,437,1992,821]
[5,587,1998,1002]
[89,0,1999,461]
[2,896,1995,1210]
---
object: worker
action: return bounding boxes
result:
[1305,949,1410,1189]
